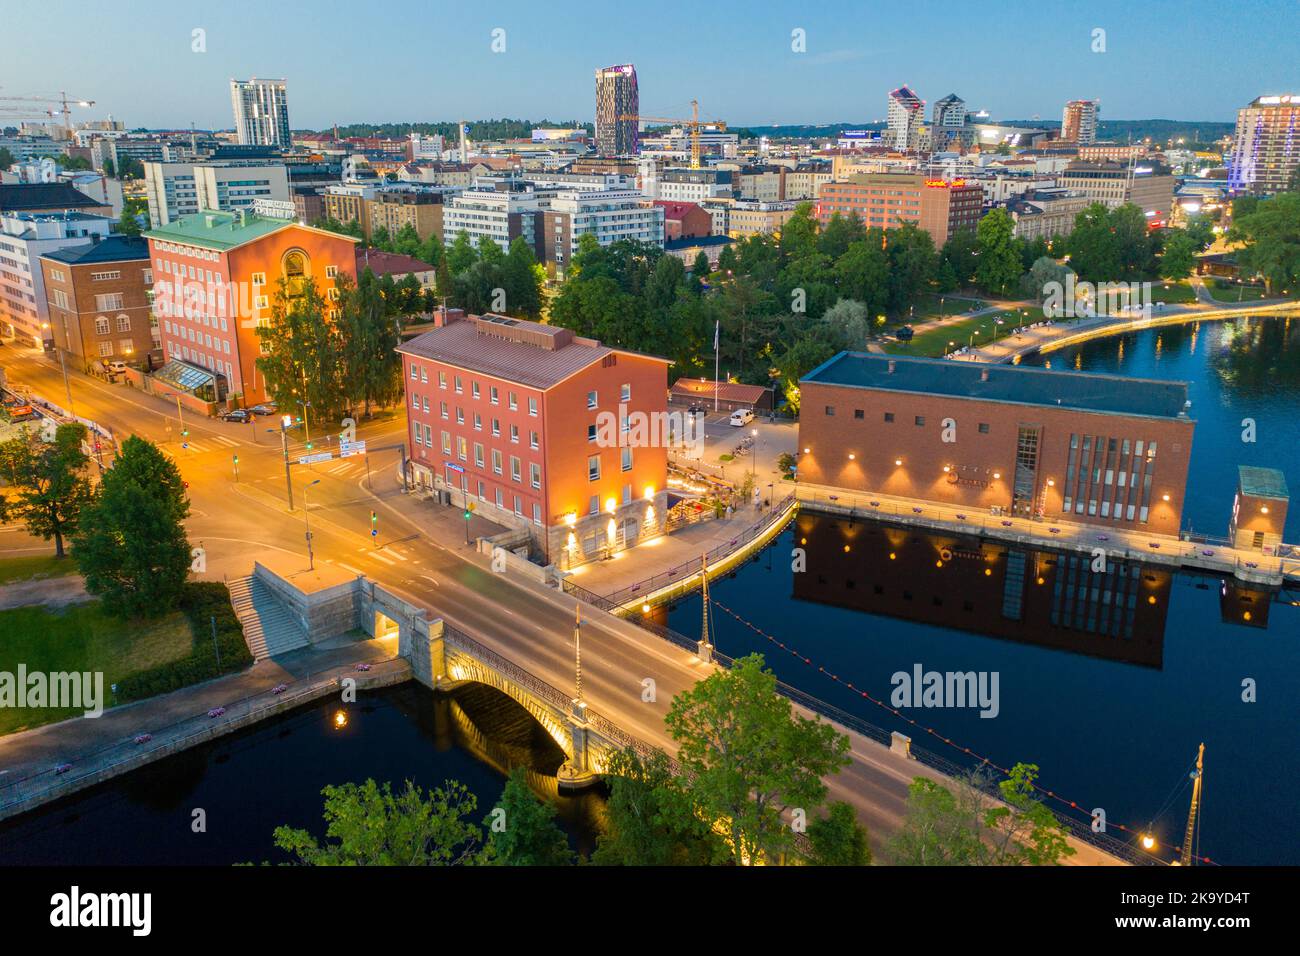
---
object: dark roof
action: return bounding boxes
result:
[356,248,434,276]
[802,352,1191,421]
[665,236,733,250]
[40,236,149,265]
[1239,466,1288,500]
[0,182,105,212]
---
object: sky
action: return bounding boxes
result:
[3,0,1298,131]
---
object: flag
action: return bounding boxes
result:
[713,319,719,352]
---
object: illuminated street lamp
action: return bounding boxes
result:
[303,478,321,570]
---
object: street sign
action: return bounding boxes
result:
[340,440,366,458]
[297,452,334,465]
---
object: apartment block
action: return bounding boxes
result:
[0,210,113,347]
[816,173,983,245]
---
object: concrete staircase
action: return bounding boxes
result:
[227,575,311,661]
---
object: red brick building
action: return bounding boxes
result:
[398,312,671,564]
[797,353,1195,536]
[146,209,358,404]
[653,200,712,240]
[816,173,983,245]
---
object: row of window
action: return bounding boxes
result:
[408,362,632,411]
[824,405,992,433]
[1062,434,1160,523]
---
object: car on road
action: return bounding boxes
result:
[247,403,276,416]
[220,409,251,423]
[687,403,708,416]
[729,408,755,427]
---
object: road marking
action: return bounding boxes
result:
[382,547,407,561]
[365,551,396,566]
[419,575,440,586]
[212,435,239,447]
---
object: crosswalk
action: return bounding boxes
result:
[176,434,241,453]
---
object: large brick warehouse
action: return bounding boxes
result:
[796,353,1196,537]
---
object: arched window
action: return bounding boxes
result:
[282,249,310,298]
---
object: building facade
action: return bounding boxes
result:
[887,86,925,151]
[230,78,292,148]
[0,211,113,347]
[1228,94,1300,195]
[816,173,983,245]
[595,64,639,157]
[541,189,664,278]
[1058,161,1175,223]
[1061,100,1100,145]
[144,160,291,226]
[797,353,1195,537]
[146,209,357,404]
[398,312,670,564]
[39,236,158,366]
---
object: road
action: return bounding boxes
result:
[0,345,1124,862]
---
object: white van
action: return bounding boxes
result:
[729,408,754,427]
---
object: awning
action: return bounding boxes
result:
[153,359,217,394]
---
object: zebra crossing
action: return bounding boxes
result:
[176,434,241,454]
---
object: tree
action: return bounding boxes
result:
[1159,230,1197,280]
[691,250,711,278]
[940,229,979,287]
[981,764,1076,866]
[834,238,889,319]
[72,436,191,617]
[500,236,544,318]
[593,747,727,866]
[482,769,574,866]
[58,153,93,171]
[256,276,350,425]
[887,776,986,865]
[337,271,402,417]
[0,146,16,169]
[0,422,93,558]
[806,801,872,865]
[974,209,1022,295]
[1023,256,1070,304]
[446,231,478,276]
[665,653,851,865]
[273,779,482,865]
[1230,192,1300,294]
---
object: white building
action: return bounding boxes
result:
[0,211,112,346]
[657,168,734,203]
[441,185,553,254]
[230,78,292,148]
[143,160,290,226]
[887,86,924,150]
[545,189,663,279]
[409,132,445,161]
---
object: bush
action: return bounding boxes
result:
[114,582,252,701]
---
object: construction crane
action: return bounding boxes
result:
[1179,742,1206,866]
[619,99,726,169]
[0,91,96,132]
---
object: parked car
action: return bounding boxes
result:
[729,408,755,427]
[104,359,128,375]
[687,403,708,416]
[247,403,276,416]
[220,409,251,423]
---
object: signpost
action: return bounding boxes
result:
[297,451,334,466]
[339,439,366,458]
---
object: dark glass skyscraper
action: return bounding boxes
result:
[595,64,638,156]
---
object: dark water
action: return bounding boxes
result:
[1026,315,1300,541]
[0,683,606,865]
[666,315,1300,865]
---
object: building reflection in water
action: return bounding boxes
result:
[791,512,1173,668]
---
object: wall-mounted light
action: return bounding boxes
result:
[894,458,903,466]
[992,471,1001,480]
[1261,505,1270,514]
[942,465,951,473]
[605,498,617,514]
[1162,494,1170,502]
[1046,479,1055,487]
[803,447,810,454]
[848,453,855,460]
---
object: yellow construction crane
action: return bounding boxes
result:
[0,91,96,132]
[619,99,726,169]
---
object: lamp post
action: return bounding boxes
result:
[271,415,294,510]
[750,427,758,479]
[303,478,320,570]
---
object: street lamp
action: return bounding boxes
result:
[303,478,321,570]
[750,427,758,479]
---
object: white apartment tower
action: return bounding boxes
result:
[1061,100,1099,145]
[886,86,924,150]
[230,78,292,148]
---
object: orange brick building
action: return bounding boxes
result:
[146,209,357,404]
[797,353,1195,536]
[816,172,983,245]
[398,313,670,564]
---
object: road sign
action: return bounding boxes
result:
[340,440,366,458]
[297,452,334,465]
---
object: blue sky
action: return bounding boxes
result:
[3,0,1297,130]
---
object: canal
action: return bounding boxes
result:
[0,683,606,865]
[664,315,1300,865]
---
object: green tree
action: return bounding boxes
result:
[806,801,872,865]
[940,229,979,287]
[834,237,890,319]
[482,769,574,866]
[887,776,986,865]
[593,747,727,866]
[256,277,350,426]
[71,436,190,617]
[0,422,93,558]
[1159,230,1197,280]
[273,779,482,865]
[0,146,16,169]
[1230,192,1300,294]
[665,653,851,865]
[974,210,1022,295]
[58,153,93,171]
[691,250,711,278]
[501,236,544,318]
[338,270,402,417]
[446,231,478,275]
[1023,256,1071,304]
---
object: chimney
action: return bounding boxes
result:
[980,368,990,382]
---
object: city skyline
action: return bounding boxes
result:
[4,0,1298,131]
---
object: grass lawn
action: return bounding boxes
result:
[0,554,75,586]
[883,308,1045,357]
[1149,281,1199,304]
[913,293,987,321]
[0,602,194,734]
[1205,279,1300,303]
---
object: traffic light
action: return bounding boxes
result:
[463,502,475,520]
[305,441,313,450]
[370,510,377,529]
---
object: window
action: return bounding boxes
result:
[914,416,925,426]
[456,437,467,461]
[52,289,69,309]
[472,382,480,399]
[620,383,631,402]
[116,315,131,333]
[588,455,601,481]
[490,386,499,405]
[95,316,110,335]
[94,293,124,311]
[119,339,133,354]
[510,456,521,482]
[473,412,482,431]
[533,503,542,526]
[588,424,598,443]
[528,397,538,417]
[530,430,539,450]
[411,365,419,379]
[978,423,990,434]
[440,401,448,420]
[455,376,463,394]
[474,443,484,468]
[420,367,428,383]
[492,450,503,475]
[325,265,338,279]
[621,447,633,472]
[530,463,541,489]
[255,295,269,310]
[589,495,599,515]
[491,418,500,437]
[824,405,835,416]
[510,424,520,444]
[438,371,447,389]
[508,391,518,410]
[853,409,864,420]
[441,431,451,454]
[97,341,112,357]
[883,412,895,423]
[251,272,266,286]
[455,407,464,425]
[90,270,121,281]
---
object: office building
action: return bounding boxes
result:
[440,183,551,257]
[1058,161,1175,224]
[39,236,158,366]
[1228,94,1300,195]
[816,173,983,245]
[230,78,292,148]
[886,86,925,151]
[1006,189,1091,240]
[1061,100,1100,145]
[541,189,664,279]
[398,312,670,563]
[657,168,733,203]
[595,64,639,156]
[797,353,1194,537]
[0,210,113,346]
[143,160,290,226]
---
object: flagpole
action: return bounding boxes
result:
[713,319,720,413]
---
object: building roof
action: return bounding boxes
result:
[671,380,770,402]
[652,200,705,220]
[802,352,1191,421]
[356,248,435,276]
[1238,466,1289,500]
[665,236,734,251]
[144,209,355,252]
[40,235,150,265]
[0,182,105,212]
[397,314,667,390]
